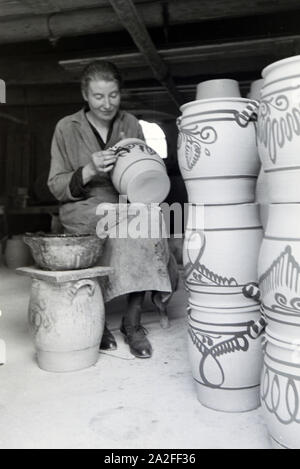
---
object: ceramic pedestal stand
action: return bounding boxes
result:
[17,266,113,373]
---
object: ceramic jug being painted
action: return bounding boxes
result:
[111,138,170,204]
[177,98,260,204]
[183,203,263,311]
[257,55,300,202]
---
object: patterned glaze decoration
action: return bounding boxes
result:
[258,204,300,340]
[111,138,170,203]
[183,204,263,310]
[258,203,300,448]
[257,55,300,202]
[261,331,300,449]
[259,246,300,340]
[188,304,264,412]
[177,98,259,204]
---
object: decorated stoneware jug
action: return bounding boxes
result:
[257,55,300,202]
[111,138,170,204]
[183,203,263,311]
[177,98,259,204]
[188,303,264,412]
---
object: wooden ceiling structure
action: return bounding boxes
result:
[1,0,300,117]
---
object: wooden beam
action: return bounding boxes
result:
[109,0,183,109]
[1,0,300,24]
[0,0,300,44]
[1,34,300,87]
[2,0,299,46]
[21,0,61,14]
[60,34,299,73]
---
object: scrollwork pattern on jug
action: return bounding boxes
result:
[189,319,264,388]
[273,293,300,314]
[261,363,300,425]
[178,124,217,171]
[185,231,239,287]
[257,91,300,163]
[114,142,157,157]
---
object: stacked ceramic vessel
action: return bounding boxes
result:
[257,55,300,449]
[178,79,264,412]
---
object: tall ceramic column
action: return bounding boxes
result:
[258,204,300,448]
[257,55,300,449]
[183,203,264,412]
[177,82,263,412]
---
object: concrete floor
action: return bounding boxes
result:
[0,265,272,449]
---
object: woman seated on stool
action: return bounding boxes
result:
[48,61,178,359]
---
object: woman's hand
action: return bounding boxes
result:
[82,150,118,184]
[91,150,118,173]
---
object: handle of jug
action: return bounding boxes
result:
[70,279,96,298]
[176,116,182,131]
[242,282,267,336]
[235,99,259,127]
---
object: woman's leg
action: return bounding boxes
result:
[121,291,152,358]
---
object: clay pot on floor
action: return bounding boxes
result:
[188,303,264,412]
[257,55,300,202]
[183,204,263,311]
[177,98,260,204]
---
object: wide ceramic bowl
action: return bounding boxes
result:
[23,234,107,271]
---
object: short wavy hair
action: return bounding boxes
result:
[81,60,123,96]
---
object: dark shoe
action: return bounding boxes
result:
[99,324,117,351]
[120,319,152,358]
